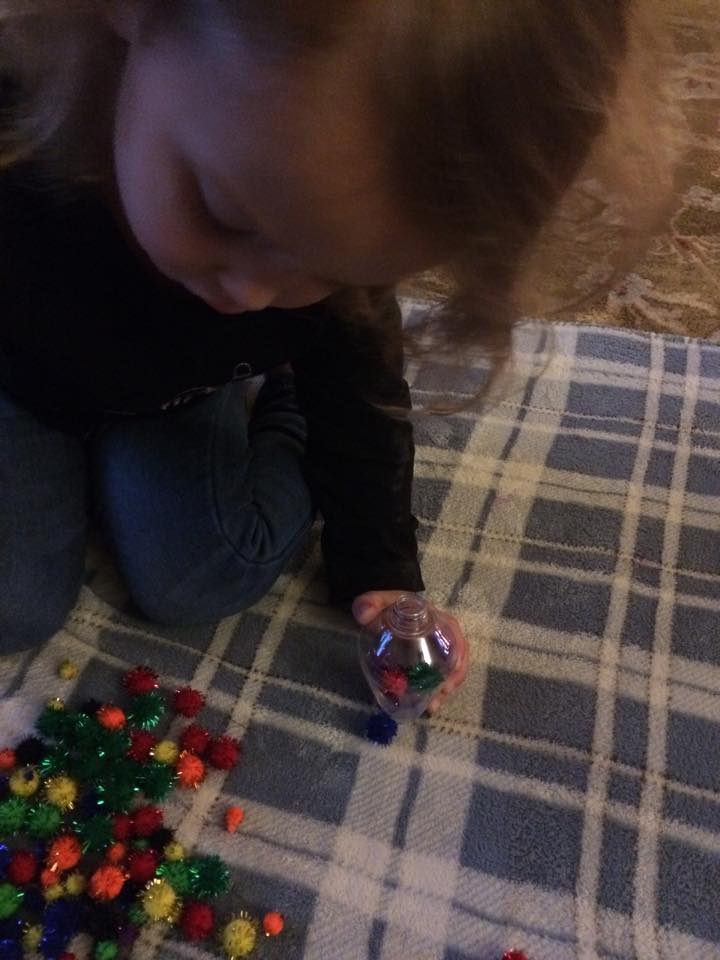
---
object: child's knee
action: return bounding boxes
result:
[0,598,75,652]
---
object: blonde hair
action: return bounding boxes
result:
[0,0,685,376]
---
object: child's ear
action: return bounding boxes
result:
[102,1,143,42]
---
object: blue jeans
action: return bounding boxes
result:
[0,376,313,652]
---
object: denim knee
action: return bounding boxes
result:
[0,583,79,652]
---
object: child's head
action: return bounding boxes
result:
[1,1,679,351]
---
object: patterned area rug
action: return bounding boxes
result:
[2,321,719,959]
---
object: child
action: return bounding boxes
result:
[0,1,674,714]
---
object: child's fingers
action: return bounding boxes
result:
[351,590,406,625]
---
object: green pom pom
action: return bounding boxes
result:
[36,706,76,741]
[95,940,119,960]
[75,722,130,762]
[96,771,140,813]
[128,902,148,926]
[127,692,166,729]
[25,802,63,839]
[138,762,176,801]
[0,796,29,835]
[407,662,443,692]
[0,883,23,919]
[39,745,73,778]
[187,855,231,899]
[74,813,114,852]
[156,860,192,896]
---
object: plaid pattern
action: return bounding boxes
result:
[2,321,720,959]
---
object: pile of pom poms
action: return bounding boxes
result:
[0,664,284,959]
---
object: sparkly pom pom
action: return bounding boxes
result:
[45,776,78,812]
[179,724,211,755]
[379,667,408,699]
[127,692,165,730]
[502,952,529,960]
[180,901,215,941]
[156,860,192,896]
[0,939,22,960]
[221,915,257,958]
[7,851,36,885]
[57,660,79,680]
[407,662,443,691]
[22,923,41,951]
[47,834,82,872]
[26,803,62,839]
[105,842,127,864]
[126,730,157,763]
[0,885,23,920]
[224,806,244,833]
[176,752,205,789]
[88,865,126,901]
[188,855,230,899]
[137,762,176,801]
[0,751,15,773]
[207,736,241,771]
[64,871,86,896]
[132,806,163,837]
[111,813,134,841]
[122,666,159,695]
[172,688,205,718]
[152,740,179,765]
[263,911,284,937]
[142,878,180,922]
[365,712,398,745]
[9,767,39,798]
[75,814,114,853]
[44,882,64,901]
[127,850,159,885]
[59,954,76,960]
[97,705,126,731]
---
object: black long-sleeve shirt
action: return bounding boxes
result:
[0,162,424,601]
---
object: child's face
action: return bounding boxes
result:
[113,22,440,314]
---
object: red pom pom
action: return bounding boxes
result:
[379,667,409,699]
[122,666,159,695]
[126,848,159,885]
[180,901,215,941]
[112,813,134,841]
[207,735,241,770]
[59,954,76,960]
[127,730,158,762]
[176,752,205,788]
[0,748,15,772]
[179,724,210,755]
[172,687,205,718]
[132,805,163,837]
[502,952,529,960]
[8,850,37,885]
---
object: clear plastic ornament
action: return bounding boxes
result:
[358,593,457,721]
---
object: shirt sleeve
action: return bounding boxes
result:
[291,288,425,603]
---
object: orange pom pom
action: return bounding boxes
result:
[176,751,205,788]
[89,864,126,901]
[47,835,82,872]
[105,842,127,865]
[224,806,244,833]
[263,912,284,937]
[0,748,15,771]
[97,704,126,730]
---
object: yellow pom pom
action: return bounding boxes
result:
[163,841,185,862]
[142,878,180,922]
[22,924,42,950]
[152,739,179,765]
[9,766,40,797]
[58,659,79,679]
[44,883,64,901]
[64,871,87,896]
[46,697,66,711]
[221,915,258,958]
[45,775,78,811]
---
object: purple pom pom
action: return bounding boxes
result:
[365,712,398,745]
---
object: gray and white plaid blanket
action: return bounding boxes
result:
[1,322,719,960]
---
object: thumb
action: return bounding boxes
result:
[352,590,408,626]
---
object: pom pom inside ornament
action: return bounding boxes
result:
[359,593,457,721]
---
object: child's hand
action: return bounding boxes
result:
[352,590,469,716]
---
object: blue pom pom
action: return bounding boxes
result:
[0,939,22,960]
[365,712,398,745]
[0,919,22,941]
